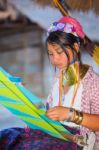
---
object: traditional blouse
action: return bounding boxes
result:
[46,67,99,142]
[47,77,83,127]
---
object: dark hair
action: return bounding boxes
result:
[46,31,82,65]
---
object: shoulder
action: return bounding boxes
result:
[81,67,99,113]
[82,66,99,97]
[83,66,99,86]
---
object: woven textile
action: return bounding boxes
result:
[0,126,82,150]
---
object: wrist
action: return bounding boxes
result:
[66,107,75,122]
[65,108,83,125]
[73,110,83,125]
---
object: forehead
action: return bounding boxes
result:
[47,43,61,51]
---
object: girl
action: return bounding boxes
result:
[0,16,99,150]
[46,16,99,150]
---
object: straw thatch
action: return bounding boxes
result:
[34,0,99,14]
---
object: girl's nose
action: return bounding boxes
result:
[52,55,59,64]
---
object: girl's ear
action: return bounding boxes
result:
[73,43,80,53]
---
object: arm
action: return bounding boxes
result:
[81,113,99,131]
[46,106,99,132]
[81,71,99,131]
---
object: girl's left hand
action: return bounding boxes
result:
[46,106,69,121]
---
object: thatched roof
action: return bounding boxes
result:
[34,0,99,14]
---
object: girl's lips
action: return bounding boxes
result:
[57,65,63,69]
[57,65,67,70]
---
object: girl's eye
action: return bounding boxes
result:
[49,54,53,56]
[47,48,63,55]
[47,51,53,55]
[48,52,53,56]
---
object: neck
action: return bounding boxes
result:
[62,63,89,87]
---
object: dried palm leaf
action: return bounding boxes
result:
[33,0,99,14]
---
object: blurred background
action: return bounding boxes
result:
[0,0,99,130]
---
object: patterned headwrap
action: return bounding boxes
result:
[47,16,85,39]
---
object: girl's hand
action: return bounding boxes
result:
[46,106,69,121]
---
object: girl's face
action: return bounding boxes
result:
[47,43,73,70]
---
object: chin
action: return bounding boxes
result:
[57,66,66,70]
[57,66,63,69]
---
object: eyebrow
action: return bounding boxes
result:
[48,46,61,52]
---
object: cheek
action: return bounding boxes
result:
[49,56,54,64]
[62,55,68,64]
